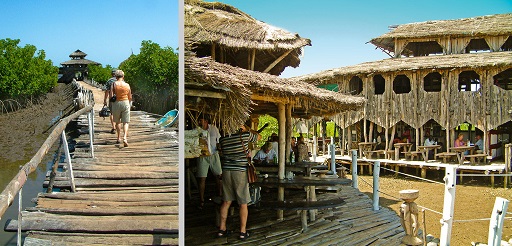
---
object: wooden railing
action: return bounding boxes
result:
[0,81,95,220]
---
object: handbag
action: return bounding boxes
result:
[109,83,117,102]
[240,133,257,183]
[99,105,111,118]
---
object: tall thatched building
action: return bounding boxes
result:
[296,13,512,159]
[58,49,101,83]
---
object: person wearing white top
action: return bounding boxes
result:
[424,136,437,159]
[196,118,222,209]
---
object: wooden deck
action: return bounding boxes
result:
[185,183,405,245]
[4,83,179,245]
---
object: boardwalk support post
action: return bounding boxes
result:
[88,108,94,158]
[487,197,509,246]
[439,166,457,245]
[352,150,358,189]
[62,131,76,192]
[373,161,380,211]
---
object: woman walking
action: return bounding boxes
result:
[110,70,132,147]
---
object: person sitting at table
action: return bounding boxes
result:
[454,133,465,147]
[393,134,402,145]
[297,136,310,162]
[253,142,277,165]
[474,134,484,154]
[424,135,437,159]
[270,133,279,154]
[291,137,298,163]
[454,133,469,155]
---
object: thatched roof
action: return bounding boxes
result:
[295,51,512,85]
[370,13,512,54]
[60,59,101,66]
[186,55,365,133]
[69,49,87,58]
[184,0,311,75]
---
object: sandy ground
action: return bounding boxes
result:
[356,172,512,245]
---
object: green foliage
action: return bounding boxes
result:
[88,64,115,84]
[257,115,279,147]
[119,40,179,114]
[314,121,336,137]
[0,38,58,98]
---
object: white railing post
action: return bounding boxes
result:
[439,166,457,245]
[62,131,76,192]
[17,167,22,246]
[352,150,358,189]
[487,197,509,246]
[88,109,94,158]
[373,161,380,211]
[330,144,337,177]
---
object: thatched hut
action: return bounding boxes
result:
[184,0,311,76]
[59,49,101,83]
[296,13,512,159]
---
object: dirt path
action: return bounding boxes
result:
[356,173,512,245]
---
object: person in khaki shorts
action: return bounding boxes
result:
[109,69,132,147]
[196,117,222,209]
[217,124,261,240]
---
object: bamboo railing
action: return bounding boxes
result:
[0,81,94,220]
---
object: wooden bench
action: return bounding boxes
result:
[435,152,457,163]
[464,154,488,164]
[260,198,346,231]
[403,151,422,161]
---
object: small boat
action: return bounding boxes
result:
[156,109,179,127]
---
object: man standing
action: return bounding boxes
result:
[217,124,261,240]
[103,70,117,134]
[196,117,222,209]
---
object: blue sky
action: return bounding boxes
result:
[0,0,179,68]
[207,0,512,78]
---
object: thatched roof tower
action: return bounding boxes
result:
[185,0,311,75]
[370,13,512,57]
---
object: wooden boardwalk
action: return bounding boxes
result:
[4,83,179,245]
[185,183,405,245]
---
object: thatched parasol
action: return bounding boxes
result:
[185,0,311,76]
[186,55,365,133]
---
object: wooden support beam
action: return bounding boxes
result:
[211,43,216,60]
[185,89,226,99]
[250,49,256,71]
[263,49,293,73]
[285,105,292,164]
[277,103,286,220]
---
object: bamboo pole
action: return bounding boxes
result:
[285,105,292,164]
[263,49,293,74]
[277,103,286,220]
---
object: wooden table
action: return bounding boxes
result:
[450,146,475,165]
[358,142,377,158]
[418,145,441,162]
[254,161,324,177]
[255,177,351,227]
[393,143,413,160]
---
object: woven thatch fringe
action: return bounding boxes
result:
[186,56,365,134]
[296,51,512,85]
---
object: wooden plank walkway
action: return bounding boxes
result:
[4,83,179,245]
[185,184,404,245]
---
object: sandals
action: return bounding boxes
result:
[123,140,129,147]
[110,128,116,134]
[239,231,250,240]
[216,230,229,238]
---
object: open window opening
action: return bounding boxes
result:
[393,75,411,94]
[424,72,442,92]
[458,71,481,92]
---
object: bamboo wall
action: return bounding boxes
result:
[330,65,512,147]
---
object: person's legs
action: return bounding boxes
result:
[239,203,248,233]
[219,200,232,232]
[115,122,121,143]
[122,123,129,146]
[198,177,206,206]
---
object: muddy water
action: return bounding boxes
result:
[0,159,51,245]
